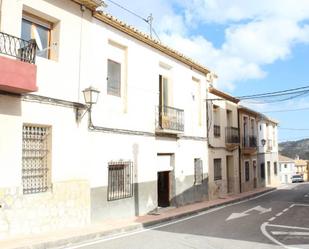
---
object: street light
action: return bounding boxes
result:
[76,86,100,123]
[261,139,266,147]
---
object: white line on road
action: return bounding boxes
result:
[60,190,278,249]
[294,203,309,207]
[267,224,309,231]
[283,208,289,212]
[276,212,283,217]
[268,217,276,222]
[271,231,309,236]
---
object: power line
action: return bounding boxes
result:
[264,107,309,113]
[279,127,309,131]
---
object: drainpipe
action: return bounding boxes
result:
[238,108,242,193]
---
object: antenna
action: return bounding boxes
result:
[147,13,153,38]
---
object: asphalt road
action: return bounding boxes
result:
[63,183,309,249]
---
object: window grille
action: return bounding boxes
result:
[108,161,133,201]
[22,125,51,194]
[245,161,250,182]
[214,158,222,181]
[194,158,203,185]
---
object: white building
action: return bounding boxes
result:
[278,155,296,184]
[0,0,213,238]
[257,115,280,187]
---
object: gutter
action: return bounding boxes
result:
[238,107,242,193]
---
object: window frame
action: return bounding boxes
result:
[22,12,52,59]
[107,58,122,97]
[214,158,222,181]
[194,158,203,185]
[107,161,133,201]
[245,161,250,182]
[22,124,52,195]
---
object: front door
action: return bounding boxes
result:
[157,171,170,207]
[253,161,257,188]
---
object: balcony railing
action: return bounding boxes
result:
[225,127,239,144]
[242,135,257,148]
[0,31,36,64]
[156,105,184,132]
[214,125,221,137]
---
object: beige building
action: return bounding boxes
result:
[238,107,262,192]
[295,157,308,181]
[207,87,240,199]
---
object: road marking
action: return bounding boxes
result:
[276,212,283,217]
[267,224,309,231]
[58,190,278,249]
[226,205,272,221]
[268,217,276,222]
[294,203,309,207]
[271,231,309,236]
[283,208,289,212]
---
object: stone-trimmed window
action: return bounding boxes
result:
[108,161,133,201]
[22,124,52,194]
[194,158,203,185]
[214,158,222,181]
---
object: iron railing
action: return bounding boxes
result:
[156,105,184,132]
[107,161,133,201]
[214,125,221,137]
[225,126,239,143]
[0,31,36,63]
[242,135,257,148]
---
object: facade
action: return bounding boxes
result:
[207,87,240,199]
[294,156,308,181]
[258,116,280,187]
[0,0,212,238]
[238,107,263,192]
[278,155,296,184]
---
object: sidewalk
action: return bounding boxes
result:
[1,187,276,249]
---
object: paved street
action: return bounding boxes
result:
[62,183,309,249]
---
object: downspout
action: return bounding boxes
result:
[238,108,242,193]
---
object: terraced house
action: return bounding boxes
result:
[0,0,213,238]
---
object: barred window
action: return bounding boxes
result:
[214,158,222,181]
[194,158,203,185]
[108,161,133,201]
[245,161,250,182]
[22,125,51,194]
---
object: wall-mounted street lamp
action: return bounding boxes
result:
[261,139,266,147]
[76,86,100,123]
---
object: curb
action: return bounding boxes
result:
[13,188,276,249]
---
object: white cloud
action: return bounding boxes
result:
[103,0,309,90]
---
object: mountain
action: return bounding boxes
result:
[279,139,309,160]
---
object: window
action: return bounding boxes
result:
[108,161,133,201]
[261,163,265,179]
[107,59,121,96]
[21,13,52,59]
[245,161,250,182]
[274,162,278,175]
[194,158,203,185]
[284,164,287,169]
[214,159,222,181]
[22,125,51,194]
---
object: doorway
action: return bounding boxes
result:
[157,171,170,207]
[253,160,257,188]
[226,156,234,193]
[267,161,271,185]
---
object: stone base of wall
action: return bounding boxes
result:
[0,180,90,239]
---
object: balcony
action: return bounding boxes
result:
[225,127,239,144]
[242,135,257,154]
[156,105,184,135]
[214,125,221,137]
[0,31,37,93]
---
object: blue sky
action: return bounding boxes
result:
[103,0,309,142]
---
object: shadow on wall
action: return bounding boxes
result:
[0,94,21,116]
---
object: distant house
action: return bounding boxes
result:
[278,155,296,183]
[294,156,308,181]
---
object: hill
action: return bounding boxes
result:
[279,139,309,160]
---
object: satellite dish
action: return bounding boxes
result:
[33,27,43,51]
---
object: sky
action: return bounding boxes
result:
[102,0,309,142]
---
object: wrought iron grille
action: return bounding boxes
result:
[225,127,239,144]
[108,161,133,201]
[242,135,257,148]
[156,105,184,132]
[214,125,221,137]
[22,125,51,194]
[0,31,37,63]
